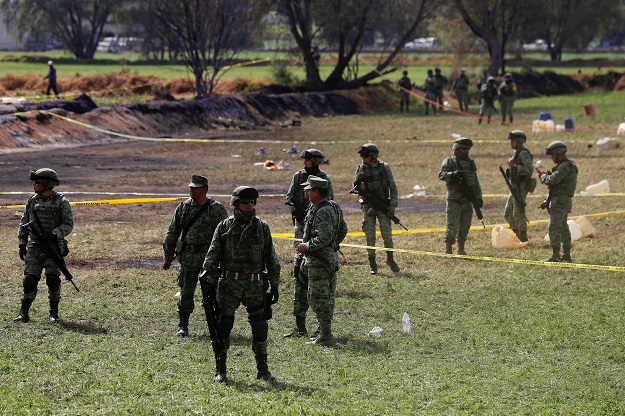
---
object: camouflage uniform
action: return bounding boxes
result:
[398,72,413,112]
[453,70,470,112]
[424,70,438,115]
[503,131,535,241]
[163,175,228,335]
[479,77,498,124]
[297,177,347,345]
[353,144,400,274]
[434,68,448,107]
[539,141,578,262]
[498,74,517,122]
[202,186,280,381]
[16,168,73,323]
[439,139,483,254]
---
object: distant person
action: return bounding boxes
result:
[424,69,438,116]
[498,73,517,123]
[162,175,228,337]
[397,71,413,112]
[434,67,448,108]
[44,60,58,97]
[453,68,470,112]
[478,76,498,125]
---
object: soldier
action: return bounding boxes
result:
[434,67,448,108]
[44,60,58,97]
[424,69,438,116]
[478,76,498,125]
[202,186,281,382]
[503,131,536,243]
[498,73,517,123]
[398,70,413,112]
[163,175,228,337]
[285,149,333,337]
[439,138,483,255]
[453,68,470,112]
[296,176,347,347]
[353,143,400,274]
[15,168,73,324]
[537,141,578,262]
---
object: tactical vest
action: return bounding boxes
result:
[292,169,330,212]
[303,199,345,251]
[357,162,390,203]
[28,192,65,233]
[549,160,578,198]
[221,217,265,272]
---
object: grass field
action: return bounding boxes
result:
[1,82,625,414]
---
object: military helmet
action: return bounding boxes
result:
[435,67,441,73]
[357,143,379,158]
[507,130,527,143]
[427,69,433,75]
[453,137,473,150]
[402,70,408,76]
[487,76,495,82]
[29,168,59,188]
[505,72,512,78]
[300,148,325,166]
[544,141,567,155]
[230,186,259,206]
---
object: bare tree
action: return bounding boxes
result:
[144,0,264,98]
[273,0,441,91]
[1,0,123,59]
[453,0,526,75]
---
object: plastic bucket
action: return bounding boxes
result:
[596,137,620,150]
[617,123,625,135]
[584,103,595,115]
[538,112,552,121]
[544,221,582,242]
[564,118,574,131]
[575,216,596,238]
[584,179,610,194]
[544,119,555,131]
[532,120,541,133]
[491,226,529,249]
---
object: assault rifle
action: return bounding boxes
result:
[499,166,529,224]
[198,272,226,370]
[350,180,408,231]
[21,221,79,292]
[456,171,486,230]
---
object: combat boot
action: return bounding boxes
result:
[306,324,335,347]
[176,312,190,337]
[295,316,307,337]
[386,252,400,273]
[561,246,573,263]
[255,354,276,381]
[457,241,467,255]
[308,326,320,342]
[49,300,60,324]
[214,351,227,382]
[445,242,453,254]
[519,230,528,243]
[13,300,32,323]
[368,256,378,275]
[543,246,561,262]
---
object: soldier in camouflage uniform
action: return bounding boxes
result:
[353,143,400,274]
[439,138,483,255]
[478,76,498,125]
[296,177,347,346]
[453,68,470,112]
[398,70,413,112]
[434,67,448,108]
[202,186,281,382]
[498,73,517,123]
[537,141,578,262]
[424,69,438,116]
[285,150,333,337]
[15,168,73,324]
[503,131,535,243]
[163,175,228,337]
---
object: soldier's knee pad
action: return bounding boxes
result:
[46,274,61,292]
[23,274,39,293]
[250,320,268,342]
[218,315,235,338]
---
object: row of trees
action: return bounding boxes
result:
[2,0,623,97]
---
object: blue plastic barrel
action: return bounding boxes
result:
[564,118,574,131]
[538,112,552,121]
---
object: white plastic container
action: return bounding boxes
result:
[617,122,625,135]
[402,312,411,334]
[596,137,620,150]
[575,216,596,238]
[583,179,610,194]
[544,220,582,242]
[491,226,529,249]
[369,327,383,337]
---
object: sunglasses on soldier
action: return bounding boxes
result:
[239,199,256,205]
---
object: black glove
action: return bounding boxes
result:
[387,206,396,217]
[270,285,279,304]
[19,244,27,260]
[451,170,460,178]
[477,198,484,208]
[39,231,55,242]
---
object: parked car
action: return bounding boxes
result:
[522,39,549,51]
[404,37,437,50]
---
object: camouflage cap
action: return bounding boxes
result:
[188,175,208,188]
[545,141,567,155]
[302,176,329,190]
[507,130,527,143]
[453,137,473,150]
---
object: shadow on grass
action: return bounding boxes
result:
[59,320,108,334]
[228,378,318,394]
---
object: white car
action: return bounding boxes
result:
[404,37,436,50]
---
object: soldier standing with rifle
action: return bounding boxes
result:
[15,168,74,324]
[502,130,535,243]
[353,143,400,275]
[202,186,281,382]
[439,138,483,255]
[536,141,578,262]
[296,176,347,347]
[163,175,228,337]
[285,149,333,337]
[478,76,498,125]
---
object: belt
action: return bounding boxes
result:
[184,244,209,253]
[223,271,262,281]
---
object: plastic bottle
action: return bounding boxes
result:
[402,312,411,334]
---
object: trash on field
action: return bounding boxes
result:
[581,179,609,195]
[545,220,582,242]
[283,146,298,154]
[400,184,426,199]
[596,137,620,150]
[575,216,596,238]
[369,327,383,337]
[491,226,528,249]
